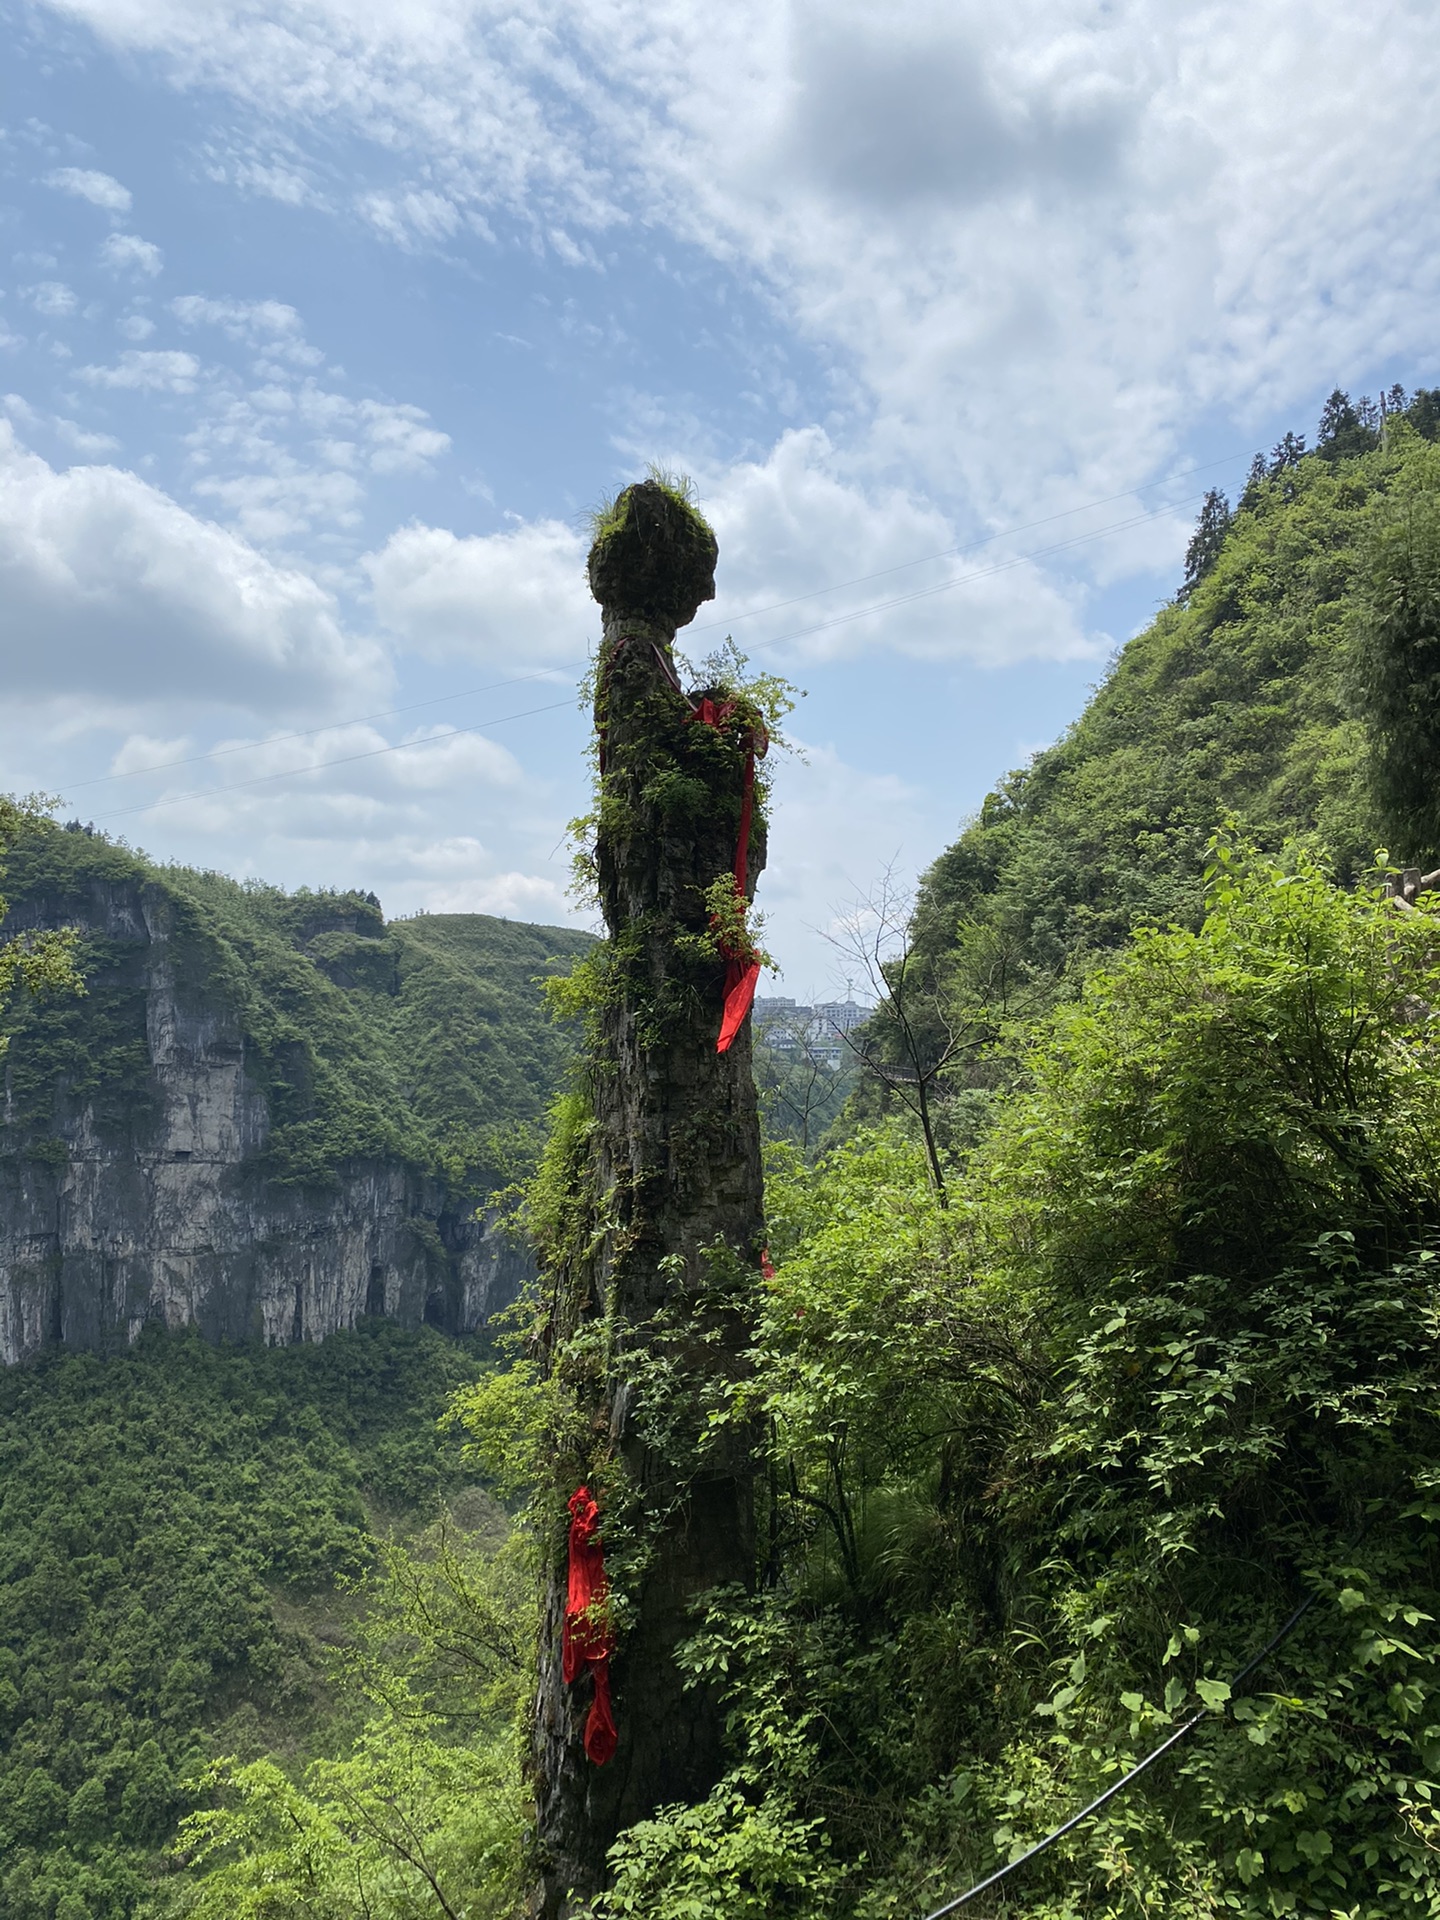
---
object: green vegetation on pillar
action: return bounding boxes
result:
[529,479,771,1916]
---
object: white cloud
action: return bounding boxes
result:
[109,731,192,774]
[44,0,1440,521]
[192,466,364,542]
[370,431,1100,675]
[100,232,163,276]
[357,188,463,249]
[3,403,114,464]
[81,349,200,392]
[406,866,576,919]
[26,281,77,318]
[170,294,322,364]
[170,372,450,540]
[44,165,132,213]
[366,514,592,665]
[172,293,303,336]
[359,401,451,474]
[232,159,315,206]
[0,420,384,713]
[387,725,522,789]
[53,416,122,457]
[117,312,155,341]
[694,428,1099,666]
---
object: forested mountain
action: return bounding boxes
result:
[914,388,1440,998]
[0,822,591,1361]
[0,828,590,1919]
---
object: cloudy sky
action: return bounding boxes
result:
[2,1,1437,989]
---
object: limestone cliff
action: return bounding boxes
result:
[0,826,590,1365]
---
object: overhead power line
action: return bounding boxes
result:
[691,445,1251,634]
[62,666,570,792]
[89,697,577,823]
[61,457,1249,818]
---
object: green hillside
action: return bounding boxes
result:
[14,399,1440,1920]
[0,834,588,1917]
[0,1321,504,1920]
[2,823,593,1193]
[914,400,1440,996]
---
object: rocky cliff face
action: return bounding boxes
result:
[0,845,554,1366]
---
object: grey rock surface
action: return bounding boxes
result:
[0,873,531,1365]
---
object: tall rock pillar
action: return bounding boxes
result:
[532,481,767,1915]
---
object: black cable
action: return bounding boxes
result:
[691,447,1252,634]
[89,696,577,822]
[60,666,569,792]
[920,1573,1342,1919]
[54,459,1247,804]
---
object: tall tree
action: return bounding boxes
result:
[1352,493,1440,863]
[1317,388,1379,461]
[1238,450,1269,512]
[531,481,769,1916]
[1182,487,1232,596]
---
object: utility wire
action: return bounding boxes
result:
[75,486,1209,823]
[691,446,1251,634]
[90,697,577,822]
[61,667,570,792]
[58,456,1247,804]
[920,1560,1353,1919]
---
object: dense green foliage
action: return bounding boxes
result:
[0,1322,491,1920]
[1349,489,1440,863]
[1,822,591,1189]
[19,397,1440,1919]
[599,849,1440,1916]
[0,798,84,1056]
[157,1499,529,1920]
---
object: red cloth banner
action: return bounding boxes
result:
[562,1486,617,1765]
[686,700,767,1054]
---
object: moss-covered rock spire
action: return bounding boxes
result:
[531,479,767,1916]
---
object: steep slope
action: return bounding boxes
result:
[0,824,591,1363]
[915,408,1440,990]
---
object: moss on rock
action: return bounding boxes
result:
[587,479,718,630]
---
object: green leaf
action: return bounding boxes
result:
[1235,1846,1265,1884]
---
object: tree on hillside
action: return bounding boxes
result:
[752,1008,854,1151]
[825,870,971,1201]
[1317,388,1380,461]
[1181,488,1232,596]
[0,797,83,1035]
[1237,450,1268,512]
[1352,493,1440,863]
[1410,388,1440,440]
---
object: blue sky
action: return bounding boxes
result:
[2,0,1438,991]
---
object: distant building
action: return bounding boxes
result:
[753,996,870,1068]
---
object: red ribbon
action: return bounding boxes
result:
[688,702,767,1053]
[562,1486,617,1765]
